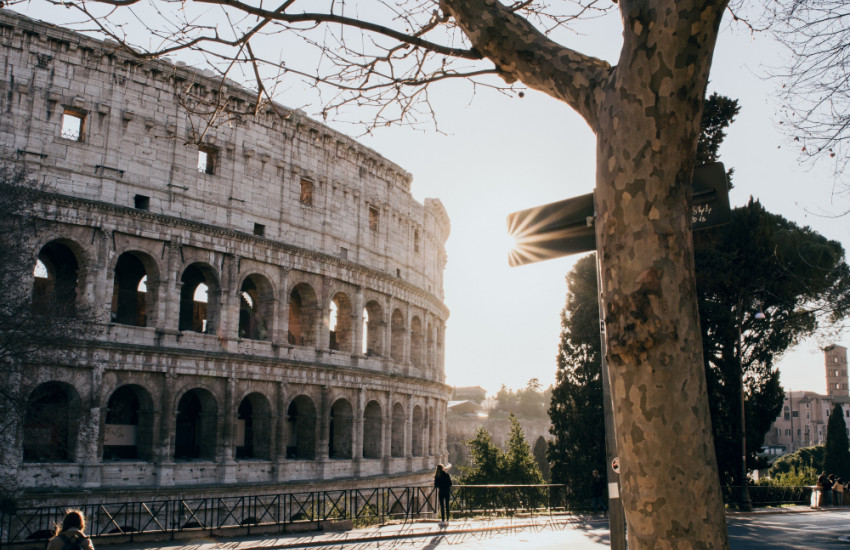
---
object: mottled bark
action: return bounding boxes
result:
[442,0,731,547]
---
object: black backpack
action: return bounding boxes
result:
[57,532,86,550]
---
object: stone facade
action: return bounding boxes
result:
[0,10,450,506]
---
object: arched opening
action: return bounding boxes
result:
[391,402,405,458]
[239,274,272,340]
[103,384,154,461]
[111,252,151,326]
[412,405,424,456]
[329,293,353,352]
[286,395,316,459]
[390,309,405,363]
[32,241,80,316]
[174,388,217,460]
[179,264,218,333]
[363,400,383,459]
[23,382,80,462]
[236,392,272,459]
[363,301,383,356]
[329,398,353,459]
[410,316,423,369]
[289,283,318,347]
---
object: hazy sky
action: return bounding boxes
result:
[13,4,849,397]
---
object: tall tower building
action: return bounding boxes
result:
[825,344,849,398]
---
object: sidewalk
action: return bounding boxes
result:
[103,514,602,550]
[93,506,830,550]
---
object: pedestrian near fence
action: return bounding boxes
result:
[434,463,453,527]
[47,510,95,550]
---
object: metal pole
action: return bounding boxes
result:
[596,254,627,550]
[737,301,753,511]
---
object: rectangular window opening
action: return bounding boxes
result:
[414,230,420,253]
[369,206,379,231]
[198,146,217,175]
[134,195,150,210]
[299,178,314,205]
[61,109,85,141]
[253,223,265,237]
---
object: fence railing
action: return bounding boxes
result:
[721,485,813,508]
[0,485,568,546]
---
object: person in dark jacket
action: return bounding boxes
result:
[434,463,453,527]
[47,510,95,550]
[591,469,607,514]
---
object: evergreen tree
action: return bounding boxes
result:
[547,254,606,507]
[504,415,544,485]
[460,415,543,485]
[823,404,850,479]
[533,436,551,483]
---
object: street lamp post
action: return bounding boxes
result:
[736,297,763,512]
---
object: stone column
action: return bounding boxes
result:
[353,286,365,356]
[218,254,239,350]
[383,297,394,372]
[318,276,331,351]
[383,391,393,474]
[404,394,413,471]
[274,267,290,346]
[318,386,331,460]
[274,380,288,482]
[155,371,176,486]
[80,364,104,487]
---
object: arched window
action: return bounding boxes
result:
[363,301,383,356]
[329,293,353,352]
[112,252,151,326]
[179,264,219,333]
[239,274,272,340]
[174,388,217,460]
[286,395,316,459]
[329,398,353,459]
[33,241,80,316]
[391,402,405,458]
[236,392,272,459]
[23,382,80,462]
[412,405,424,456]
[363,401,383,459]
[103,385,154,461]
[289,283,318,347]
[390,309,405,363]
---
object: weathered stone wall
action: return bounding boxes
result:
[0,10,450,507]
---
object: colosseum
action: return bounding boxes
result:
[0,10,450,509]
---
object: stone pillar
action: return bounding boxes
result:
[219,376,237,483]
[160,241,182,332]
[353,286,365,356]
[80,364,104,487]
[274,267,290,345]
[318,385,331,460]
[405,394,413,471]
[155,371,176,486]
[274,380,288,482]
[383,298,394,372]
[218,254,239,349]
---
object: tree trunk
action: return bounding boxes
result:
[592,3,729,547]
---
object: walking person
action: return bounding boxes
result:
[47,510,95,550]
[434,463,453,527]
[591,469,607,514]
[834,477,845,506]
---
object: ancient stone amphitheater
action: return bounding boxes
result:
[0,10,450,507]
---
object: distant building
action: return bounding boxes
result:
[762,345,849,455]
[451,386,487,404]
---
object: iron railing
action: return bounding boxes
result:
[0,484,568,546]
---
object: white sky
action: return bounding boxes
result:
[13,4,849,397]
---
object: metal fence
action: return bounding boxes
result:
[0,485,568,546]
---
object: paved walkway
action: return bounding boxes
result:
[98,506,829,550]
